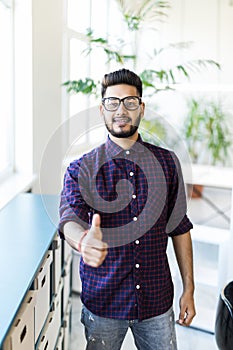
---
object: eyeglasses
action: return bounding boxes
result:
[102,96,142,111]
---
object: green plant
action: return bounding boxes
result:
[139,113,185,150]
[83,28,136,64]
[63,32,220,98]
[140,118,167,146]
[139,57,220,96]
[183,98,232,165]
[63,1,220,98]
[115,0,170,31]
[63,78,98,96]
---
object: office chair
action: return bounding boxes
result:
[215,281,233,349]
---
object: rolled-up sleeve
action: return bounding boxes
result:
[59,159,90,239]
[166,151,193,236]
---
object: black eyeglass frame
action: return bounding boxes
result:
[102,96,142,111]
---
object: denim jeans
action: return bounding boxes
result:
[81,305,177,350]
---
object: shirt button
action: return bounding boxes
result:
[133,216,137,221]
[129,171,134,176]
[135,264,140,268]
[136,284,140,289]
[132,194,136,199]
[135,240,140,245]
[126,150,130,155]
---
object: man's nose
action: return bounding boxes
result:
[116,100,127,112]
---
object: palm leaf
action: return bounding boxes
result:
[116,0,170,30]
[62,78,98,96]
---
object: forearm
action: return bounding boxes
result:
[63,215,108,267]
[172,231,195,294]
[63,221,86,252]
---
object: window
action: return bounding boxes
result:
[0,0,33,207]
[0,0,14,180]
[63,0,125,152]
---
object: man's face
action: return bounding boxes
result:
[100,84,145,138]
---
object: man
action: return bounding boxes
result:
[59,68,196,349]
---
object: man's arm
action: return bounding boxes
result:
[63,214,108,267]
[63,221,85,251]
[171,231,196,326]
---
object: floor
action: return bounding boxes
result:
[68,187,232,349]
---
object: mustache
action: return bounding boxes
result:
[112,116,131,122]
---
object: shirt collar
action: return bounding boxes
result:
[106,134,145,158]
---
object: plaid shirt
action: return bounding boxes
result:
[59,135,193,321]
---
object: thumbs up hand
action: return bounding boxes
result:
[88,213,103,241]
[81,214,108,267]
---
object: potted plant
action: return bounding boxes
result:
[63,0,220,99]
[183,97,232,197]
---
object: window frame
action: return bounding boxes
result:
[0,0,15,181]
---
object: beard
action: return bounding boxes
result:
[104,113,142,139]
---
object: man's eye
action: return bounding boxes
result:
[108,102,118,107]
[126,102,136,107]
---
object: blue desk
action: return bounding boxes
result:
[0,193,59,348]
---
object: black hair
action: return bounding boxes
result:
[101,68,143,98]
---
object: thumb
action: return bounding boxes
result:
[91,213,101,228]
[89,213,102,241]
[178,302,187,325]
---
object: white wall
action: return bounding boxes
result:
[143,0,233,85]
[32,0,64,194]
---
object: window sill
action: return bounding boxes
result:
[0,173,36,210]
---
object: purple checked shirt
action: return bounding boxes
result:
[59,135,193,321]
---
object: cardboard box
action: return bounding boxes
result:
[3,291,35,350]
[50,234,62,296]
[55,328,63,350]
[63,255,72,314]
[33,251,52,342]
[37,278,62,350]
[63,300,72,350]
[63,240,72,263]
[72,250,82,294]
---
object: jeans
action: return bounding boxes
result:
[81,305,177,350]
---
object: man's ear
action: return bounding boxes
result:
[140,102,145,119]
[99,104,104,116]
